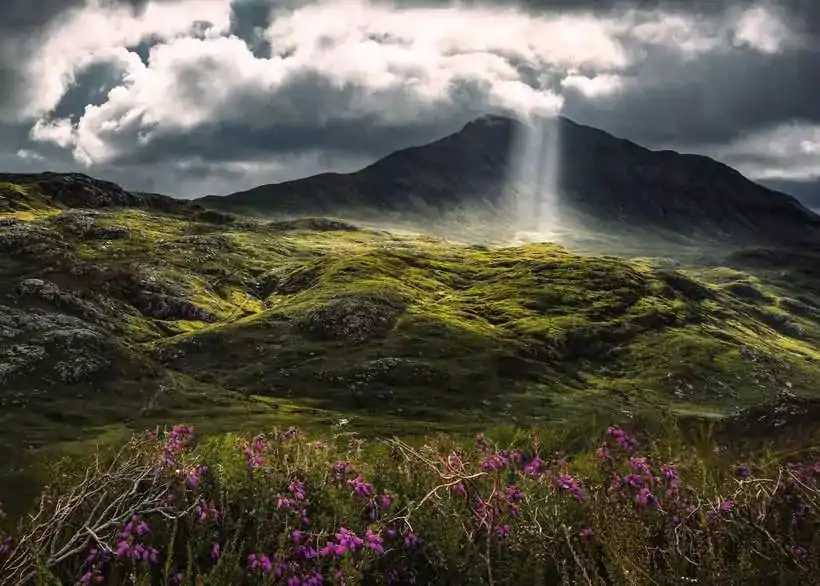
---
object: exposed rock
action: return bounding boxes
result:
[0,304,115,385]
[16,278,108,324]
[54,351,110,384]
[0,305,91,335]
[344,357,444,388]
[0,221,71,262]
[0,344,47,384]
[130,291,218,322]
[50,211,131,240]
[88,225,131,240]
[298,293,405,343]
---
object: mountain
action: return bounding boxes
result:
[198,115,820,247]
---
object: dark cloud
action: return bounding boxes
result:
[562,46,820,148]
[51,62,133,121]
[1,0,820,202]
[229,0,274,57]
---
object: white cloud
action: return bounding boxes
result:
[732,6,793,54]
[561,73,625,98]
[16,149,45,161]
[8,0,232,122]
[20,0,803,172]
[702,122,820,181]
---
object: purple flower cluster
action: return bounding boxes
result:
[244,434,268,470]
[78,548,108,584]
[248,552,273,573]
[331,460,354,482]
[277,475,311,525]
[348,475,374,499]
[555,473,585,501]
[161,424,194,466]
[186,464,208,488]
[481,452,511,472]
[114,515,159,564]
[607,426,637,452]
[523,455,545,477]
[194,497,220,524]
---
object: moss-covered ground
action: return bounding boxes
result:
[3,180,820,519]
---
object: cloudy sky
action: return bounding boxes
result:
[2,0,820,201]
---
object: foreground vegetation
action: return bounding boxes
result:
[1,423,818,585]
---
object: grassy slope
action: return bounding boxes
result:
[3,180,820,513]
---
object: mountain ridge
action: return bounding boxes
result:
[198,114,820,248]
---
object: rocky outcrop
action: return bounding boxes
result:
[0,306,113,386]
[0,172,198,214]
[15,278,110,324]
[298,294,405,343]
[0,221,73,263]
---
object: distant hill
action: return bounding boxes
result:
[198,115,820,247]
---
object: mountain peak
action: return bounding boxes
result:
[199,115,820,247]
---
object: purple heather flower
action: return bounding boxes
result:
[336,527,364,552]
[736,464,751,479]
[365,529,385,554]
[378,490,392,509]
[607,426,636,452]
[595,446,610,461]
[635,488,653,506]
[791,546,809,558]
[289,477,307,500]
[404,532,419,548]
[556,474,585,501]
[523,456,544,476]
[481,452,510,472]
[331,460,354,481]
[186,464,208,488]
[383,525,398,540]
[505,484,525,503]
[578,527,594,539]
[347,476,374,499]
[450,482,467,497]
[496,524,511,539]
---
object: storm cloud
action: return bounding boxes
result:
[0,0,819,199]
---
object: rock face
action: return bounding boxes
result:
[200,114,820,247]
[0,305,113,386]
[298,294,406,343]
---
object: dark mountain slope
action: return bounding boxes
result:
[199,115,820,247]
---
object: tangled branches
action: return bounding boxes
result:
[0,435,183,586]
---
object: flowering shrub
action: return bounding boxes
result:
[0,424,818,584]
